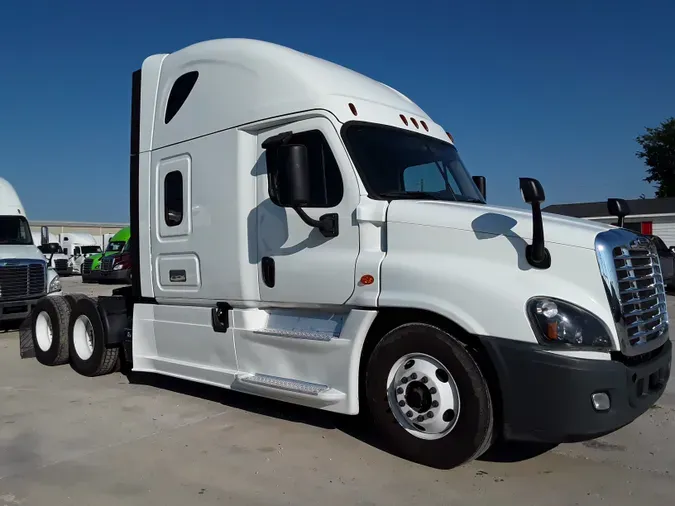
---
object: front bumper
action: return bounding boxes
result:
[98,268,130,282]
[479,336,672,443]
[0,297,44,322]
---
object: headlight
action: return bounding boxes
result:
[48,273,62,293]
[526,297,612,350]
[114,264,124,270]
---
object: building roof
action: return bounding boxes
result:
[543,197,675,219]
[29,220,129,228]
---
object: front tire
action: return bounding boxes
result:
[365,322,494,469]
[68,297,119,377]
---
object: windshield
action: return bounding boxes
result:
[38,243,64,254]
[0,216,33,245]
[342,123,485,203]
[81,245,102,255]
[106,240,126,253]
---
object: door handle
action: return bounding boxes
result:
[261,256,275,288]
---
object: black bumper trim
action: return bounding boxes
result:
[478,336,672,443]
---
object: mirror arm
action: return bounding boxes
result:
[293,207,339,238]
[526,201,551,269]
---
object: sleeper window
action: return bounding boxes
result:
[164,170,184,227]
[265,130,343,208]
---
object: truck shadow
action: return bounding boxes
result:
[124,370,557,467]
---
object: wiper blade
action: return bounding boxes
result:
[379,191,441,200]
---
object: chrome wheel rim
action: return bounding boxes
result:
[35,311,53,352]
[386,353,461,440]
[73,315,95,360]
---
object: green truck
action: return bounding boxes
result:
[81,226,131,283]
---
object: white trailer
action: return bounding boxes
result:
[0,178,62,323]
[25,39,671,469]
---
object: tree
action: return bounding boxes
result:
[636,117,675,197]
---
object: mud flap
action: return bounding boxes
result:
[19,316,35,359]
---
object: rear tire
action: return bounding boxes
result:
[365,322,494,469]
[31,296,72,366]
[68,297,119,377]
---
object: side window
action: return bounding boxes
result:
[74,247,81,256]
[164,170,184,227]
[164,71,199,124]
[266,130,343,208]
[403,162,461,194]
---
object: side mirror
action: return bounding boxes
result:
[519,177,545,204]
[607,198,630,228]
[276,144,311,207]
[472,175,486,199]
[518,177,550,269]
[40,226,49,246]
[268,141,338,238]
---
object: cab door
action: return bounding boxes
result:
[255,117,360,305]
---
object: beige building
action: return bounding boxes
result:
[30,221,129,249]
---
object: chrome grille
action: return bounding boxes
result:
[82,258,93,275]
[0,262,46,300]
[101,257,114,272]
[596,229,669,356]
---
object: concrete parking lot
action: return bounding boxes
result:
[0,277,674,505]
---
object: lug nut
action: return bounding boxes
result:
[429,387,437,394]
[406,411,413,418]
[396,387,404,394]
[417,415,425,422]
[427,412,434,419]
[401,377,409,384]
[421,376,428,384]
[432,400,439,408]
[398,400,405,407]
[410,373,417,380]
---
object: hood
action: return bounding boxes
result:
[0,245,47,262]
[386,200,612,250]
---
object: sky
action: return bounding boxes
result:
[1,0,674,222]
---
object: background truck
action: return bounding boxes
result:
[23,39,671,469]
[32,231,72,276]
[81,227,129,283]
[0,178,62,324]
[60,232,102,274]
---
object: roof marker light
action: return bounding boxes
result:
[420,120,429,131]
[400,114,408,126]
[410,117,419,129]
[349,103,358,116]
[446,131,454,142]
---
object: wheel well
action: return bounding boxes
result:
[359,308,503,432]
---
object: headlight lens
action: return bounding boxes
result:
[526,297,612,350]
[48,273,61,293]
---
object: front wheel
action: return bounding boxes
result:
[365,323,494,469]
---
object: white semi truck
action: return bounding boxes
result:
[32,231,72,276]
[60,232,102,274]
[0,178,62,324]
[25,39,671,469]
